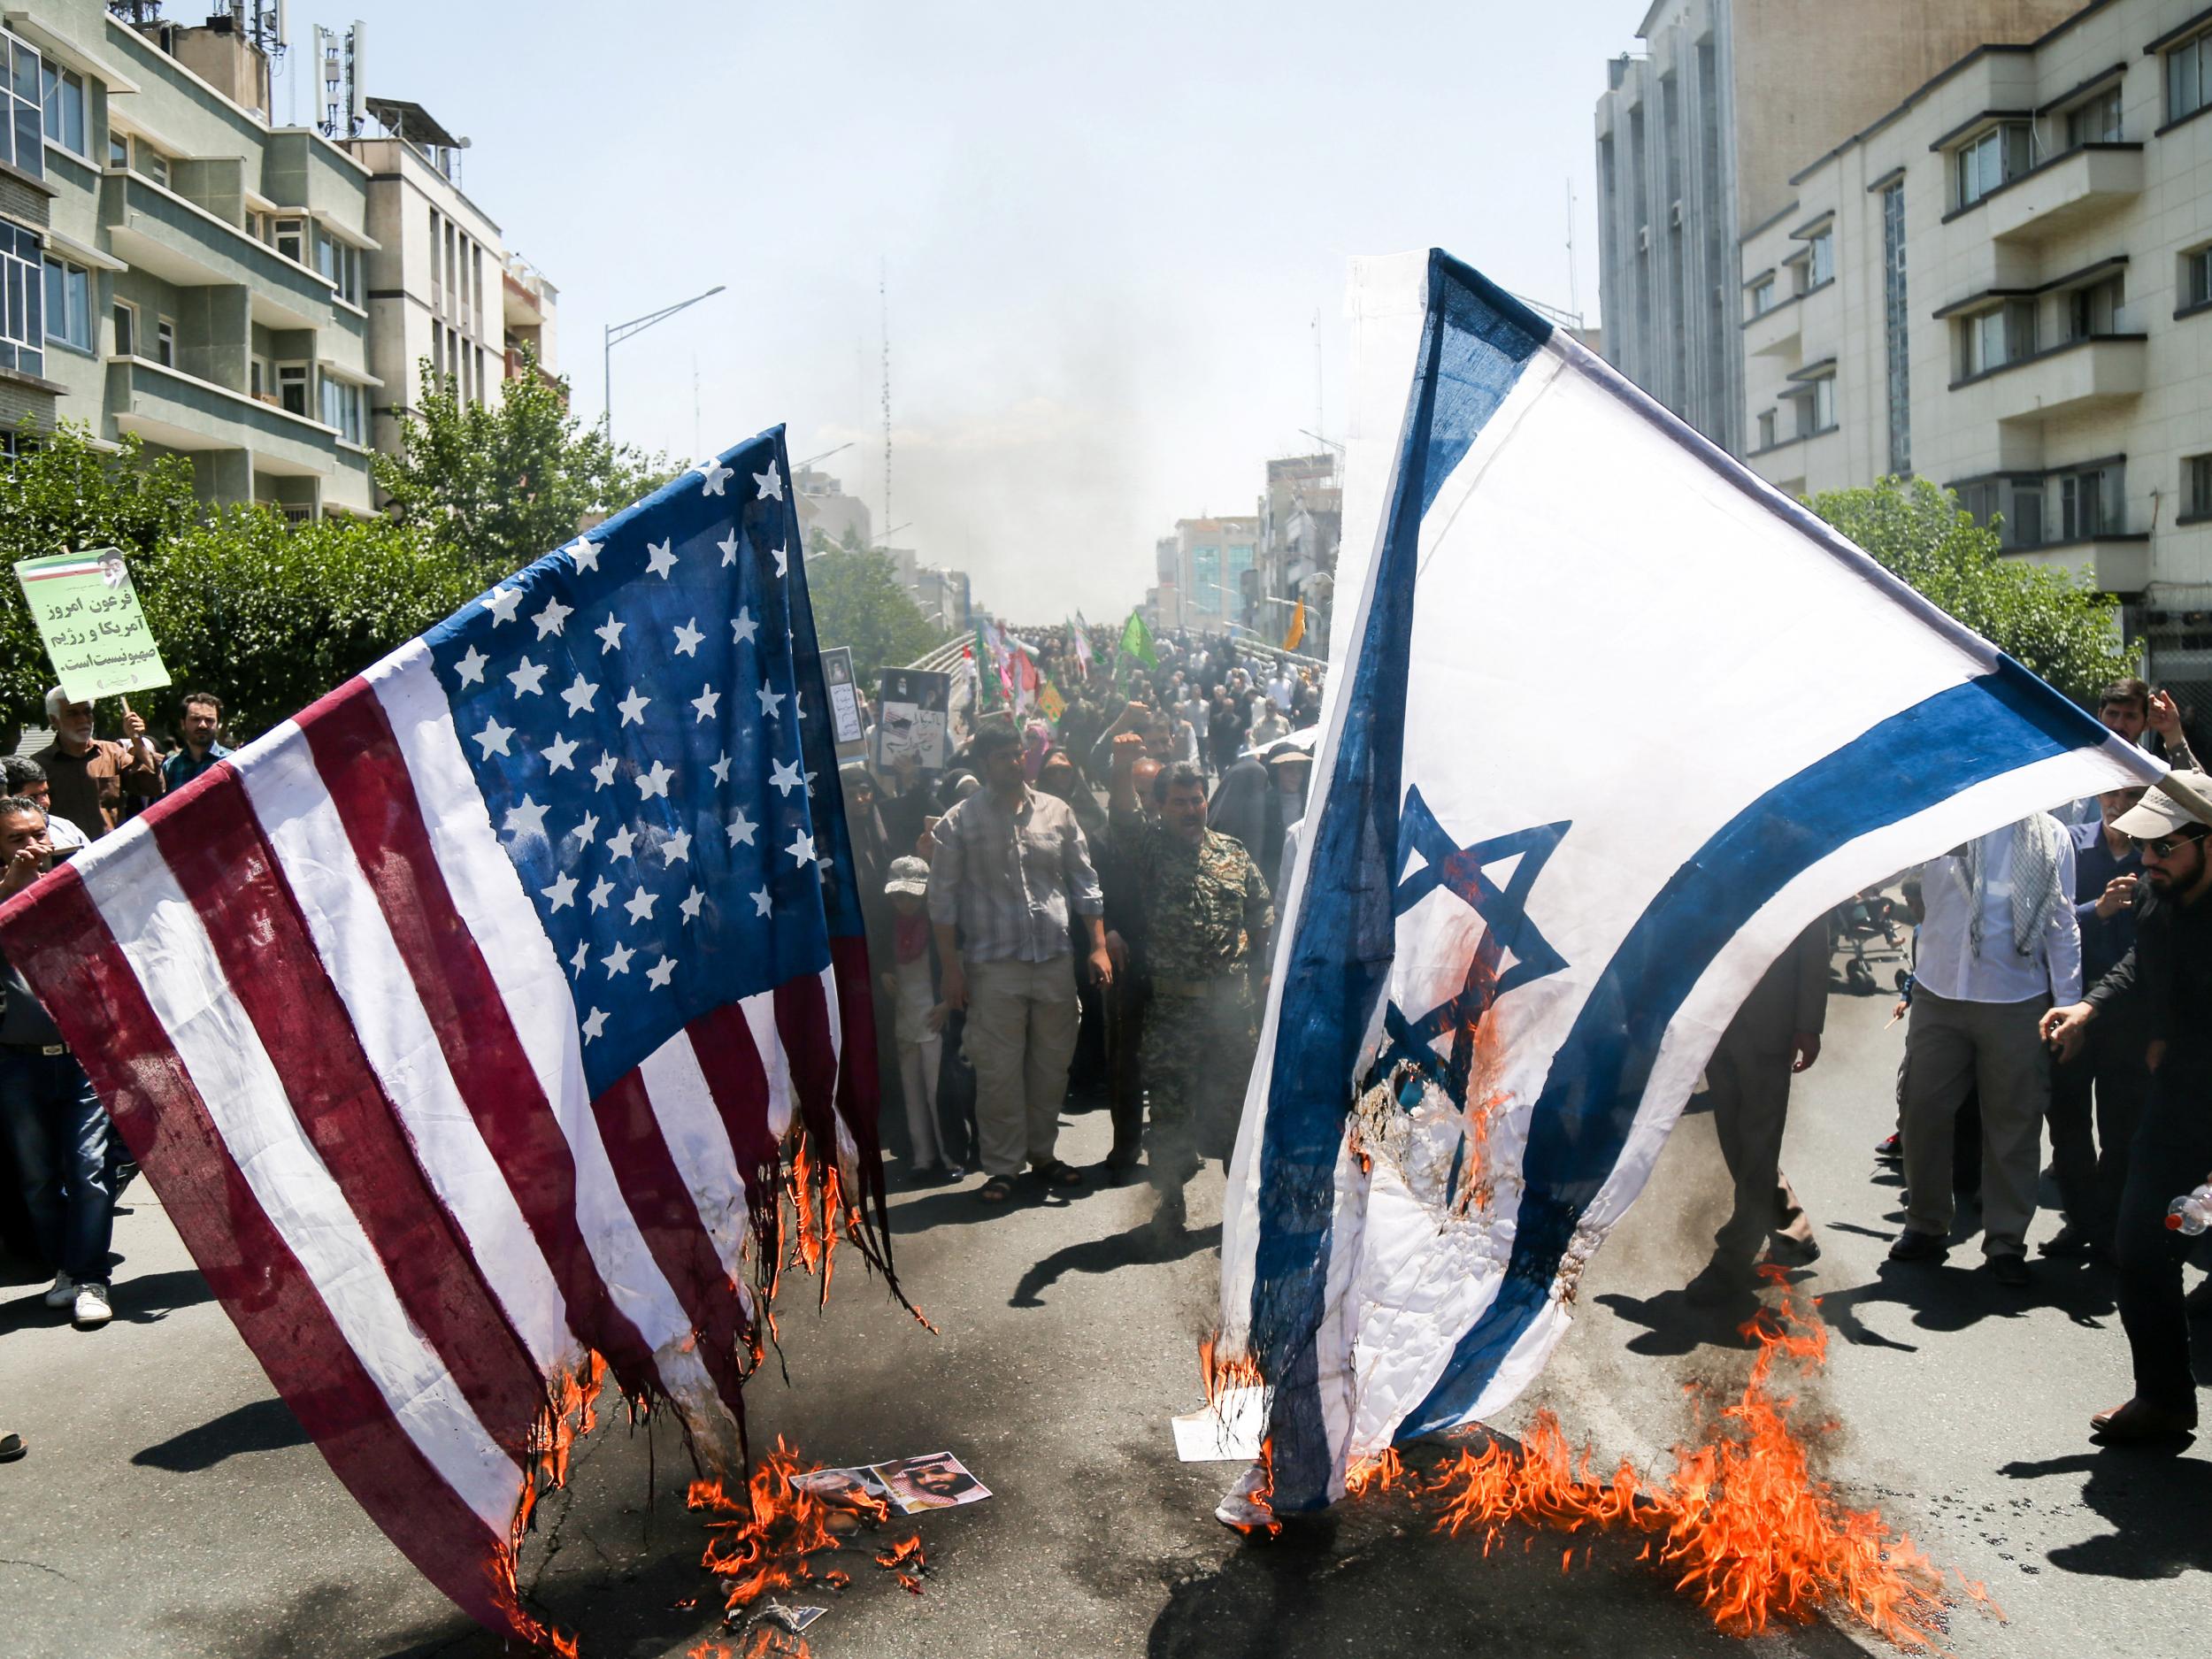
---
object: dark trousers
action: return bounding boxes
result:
[2112,1067,2212,1411]
[1108,977,1149,1165]
[933,1010,979,1171]
[0,1045,111,1281]
[1707,1041,1813,1263]
[2047,1022,2151,1246]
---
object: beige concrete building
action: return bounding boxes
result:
[344,97,559,461]
[1740,0,2212,684]
[1596,0,2085,455]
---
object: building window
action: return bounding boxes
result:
[0,222,43,378]
[1881,181,1909,477]
[1957,477,2044,549]
[0,32,43,181]
[1955,123,2029,208]
[319,373,364,443]
[2055,461,2123,540]
[2065,273,2126,341]
[138,144,167,189]
[111,299,133,358]
[2183,245,2212,311]
[2065,84,2124,149]
[154,316,173,367]
[40,257,87,351]
[1756,408,1777,449]
[427,208,443,312]
[1792,375,1835,437]
[1749,275,1776,316]
[273,218,305,265]
[1805,227,1834,288]
[38,63,83,157]
[1959,301,2036,378]
[105,130,124,167]
[250,355,270,399]
[2168,27,2212,124]
[2183,454,2212,520]
[315,232,360,305]
[276,362,308,417]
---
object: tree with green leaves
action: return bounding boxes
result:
[1810,476,2136,707]
[803,547,949,683]
[374,347,677,585]
[0,423,478,741]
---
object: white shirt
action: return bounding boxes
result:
[1914,822,2082,1005]
[1269,674,1294,712]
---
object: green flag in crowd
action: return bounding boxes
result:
[1119,611,1157,670]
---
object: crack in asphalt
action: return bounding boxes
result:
[0,1555,75,1582]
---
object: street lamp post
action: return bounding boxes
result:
[603,284,726,446]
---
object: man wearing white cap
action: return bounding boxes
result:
[2044,772,2212,1441]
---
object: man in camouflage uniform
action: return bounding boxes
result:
[1109,735,1273,1245]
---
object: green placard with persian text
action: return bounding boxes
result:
[15,547,173,705]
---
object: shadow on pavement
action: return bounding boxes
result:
[1811,1257,2117,1353]
[1999,1448,2212,1580]
[1011,1222,1221,1309]
[134,1396,309,1472]
[888,1166,1122,1237]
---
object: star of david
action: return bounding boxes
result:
[1366,786,1569,1106]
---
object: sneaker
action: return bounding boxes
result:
[0,1431,22,1463]
[71,1282,111,1328]
[42,1271,74,1310]
[1873,1132,1902,1164]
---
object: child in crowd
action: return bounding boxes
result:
[882,857,959,1183]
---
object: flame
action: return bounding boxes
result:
[1409,1276,1997,1647]
[688,1438,884,1613]
[1198,1332,1266,1404]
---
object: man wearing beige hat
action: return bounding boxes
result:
[2043,771,2212,1442]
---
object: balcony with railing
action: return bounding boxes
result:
[1986,325,2147,423]
[97,171,333,329]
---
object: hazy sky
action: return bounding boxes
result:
[307,3,1643,617]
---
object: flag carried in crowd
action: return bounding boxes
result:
[1217,250,2173,1517]
[1281,599,1306,654]
[0,428,893,1647]
[1119,610,1159,670]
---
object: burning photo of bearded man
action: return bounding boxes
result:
[872,1451,990,1512]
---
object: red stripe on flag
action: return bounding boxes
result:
[686,1003,781,1264]
[773,972,841,1173]
[829,933,893,1248]
[0,865,546,1643]
[147,766,549,1459]
[588,1070,758,1423]
[296,678,664,1397]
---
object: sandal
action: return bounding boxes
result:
[977,1177,1016,1204]
[1033,1159,1087,1189]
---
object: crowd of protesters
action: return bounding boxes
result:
[845,644,2212,1448]
[4,629,2208,1464]
[833,621,1319,1251]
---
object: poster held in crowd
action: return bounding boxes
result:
[821,646,868,758]
[875,668,951,771]
[15,547,173,703]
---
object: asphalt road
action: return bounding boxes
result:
[0,948,2204,1657]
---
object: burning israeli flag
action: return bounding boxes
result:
[1217,250,2170,1515]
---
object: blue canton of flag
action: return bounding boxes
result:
[427,431,853,1096]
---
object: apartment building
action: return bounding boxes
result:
[1595,0,2085,455]
[345,96,560,459]
[1149,515,1260,634]
[1740,0,2212,684]
[0,3,556,518]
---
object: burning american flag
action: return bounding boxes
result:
[0,426,891,1647]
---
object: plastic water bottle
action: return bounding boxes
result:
[2167,1184,2212,1237]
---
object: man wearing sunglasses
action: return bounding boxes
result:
[2042,771,2212,1442]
